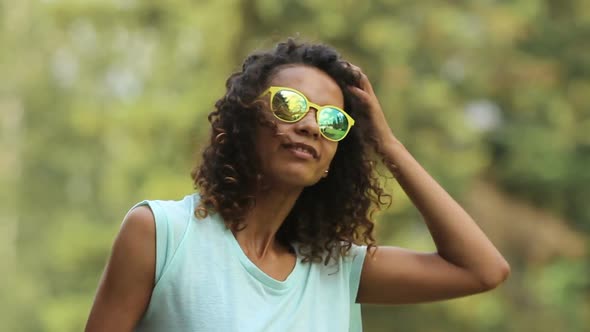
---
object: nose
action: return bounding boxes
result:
[293,108,320,139]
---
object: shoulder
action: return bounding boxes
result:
[133,194,198,238]
[298,242,367,272]
[115,194,197,273]
[133,194,209,282]
[85,205,157,331]
[114,205,156,274]
[123,205,156,234]
[141,194,197,224]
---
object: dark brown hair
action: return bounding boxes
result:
[192,38,389,264]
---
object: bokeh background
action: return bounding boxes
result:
[1,0,589,331]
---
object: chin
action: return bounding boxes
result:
[268,171,322,189]
[284,175,322,188]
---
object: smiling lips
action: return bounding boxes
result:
[282,142,318,159]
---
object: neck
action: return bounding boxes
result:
[233,186,302,260]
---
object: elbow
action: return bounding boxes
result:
[479,259,511,291]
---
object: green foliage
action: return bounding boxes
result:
[1,0,589,331]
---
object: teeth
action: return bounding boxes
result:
[291,145,313,156]
[296,147,308,153]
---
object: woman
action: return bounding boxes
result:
[86,39,510,331]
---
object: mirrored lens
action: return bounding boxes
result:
[318,107,350,141]
[271,90,308,122]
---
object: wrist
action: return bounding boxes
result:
[375,136,406,178]
[376,133,403,156]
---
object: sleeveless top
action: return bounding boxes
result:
[132,194,367,332]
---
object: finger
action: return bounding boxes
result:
[345,62,363,78]
[347,64,374,94]
[348,85,366,95]
[348,86,371,103]
[360,76,374,95]
[357,72,374,94]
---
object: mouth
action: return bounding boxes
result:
[282,142,319,159]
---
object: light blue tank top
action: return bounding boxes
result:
[132,194,367,332]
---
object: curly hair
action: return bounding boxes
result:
[191,38,390,264]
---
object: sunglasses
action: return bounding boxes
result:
[259,86,355,142]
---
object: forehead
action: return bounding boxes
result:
[269,65,344,108]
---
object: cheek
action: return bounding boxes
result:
[322,143,338,165]
[255,117,282,142]
[274,122,291,136]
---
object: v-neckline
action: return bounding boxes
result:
[224,227,304,291]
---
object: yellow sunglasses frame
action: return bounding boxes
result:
[259,86,355,142]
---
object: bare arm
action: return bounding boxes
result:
[348,66,510,305]
[85,206,156,331]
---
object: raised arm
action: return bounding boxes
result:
[85,206,156,331]
[348,66,510,305]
